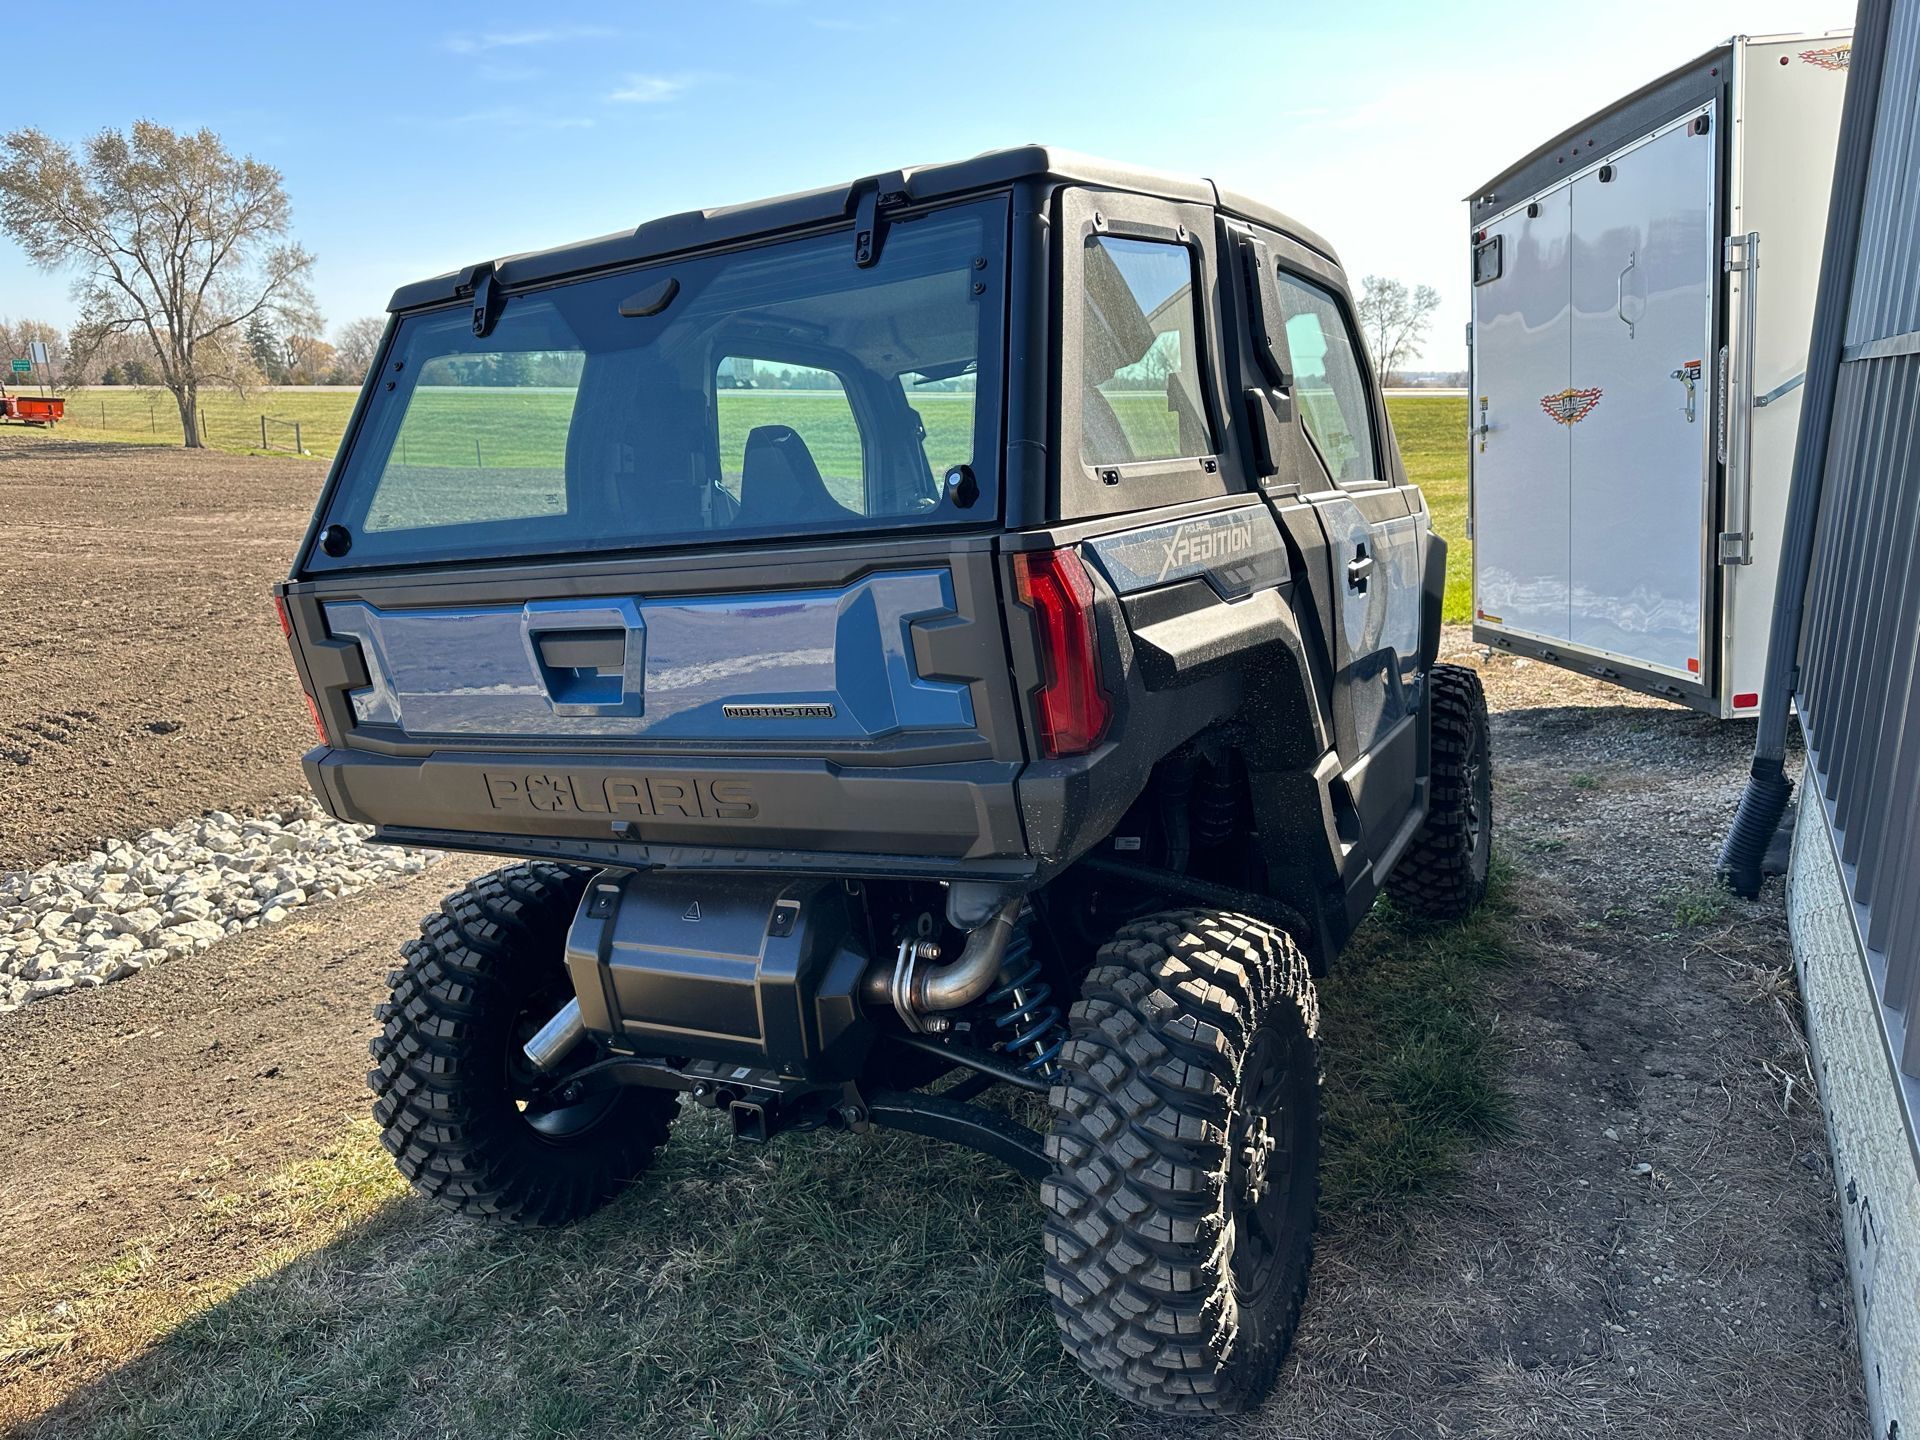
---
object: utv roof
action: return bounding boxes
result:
[387,145,1339,313]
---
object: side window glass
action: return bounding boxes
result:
[1081,235,1213,467]
[1273,273,1380,486]
[715,358,867,515]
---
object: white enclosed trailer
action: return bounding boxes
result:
[1466,31,1851,715]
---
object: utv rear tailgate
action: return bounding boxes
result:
[279,540,1032,872]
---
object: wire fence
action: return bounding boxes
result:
[46,387,352,459]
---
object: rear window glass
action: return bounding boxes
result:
[365,352,579,531]
[312,198,1006,570]
[1080,235,1212,467]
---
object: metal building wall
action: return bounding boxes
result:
[1794,0,1920,1094]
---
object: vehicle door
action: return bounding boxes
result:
[1268,259,1428,867]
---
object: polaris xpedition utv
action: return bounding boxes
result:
[274,147,1490,1414]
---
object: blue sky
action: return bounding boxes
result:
[0,0,1854,368]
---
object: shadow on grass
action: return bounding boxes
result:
[21,872,1521,1440]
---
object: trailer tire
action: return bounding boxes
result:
[1042,909,1320,1415]
[1388,663,1493,921]
[369,861,677,1227]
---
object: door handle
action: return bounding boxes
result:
[1347,544,1375,594]
[1616,251,1638,339]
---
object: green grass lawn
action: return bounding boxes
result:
[1387,395,1472,623]
[42,386,1469,620]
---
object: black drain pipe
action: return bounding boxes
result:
[1720,0,1890,898]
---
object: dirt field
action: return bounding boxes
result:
[0,439,1868,1437]
[0,433,320,870]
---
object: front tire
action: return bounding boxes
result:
[1043,910,1320,1415]
[1388,663,1493,921]
[369,862,677,1226]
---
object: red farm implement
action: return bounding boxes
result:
[0,391,65,426]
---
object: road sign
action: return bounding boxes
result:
[10,360,31,374]
[27,341,48,365]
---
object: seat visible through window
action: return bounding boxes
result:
[738,426,858,527]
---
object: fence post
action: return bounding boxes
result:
[149,402,155,433]
[475,437,483,469]
[295,421,303,455]
[261,415,268,450]
[101,400,107,428]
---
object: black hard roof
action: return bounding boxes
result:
[387,144,1339,313]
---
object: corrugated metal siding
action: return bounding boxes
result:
[1796,12,1920,1083]
[1847,0,1920,344]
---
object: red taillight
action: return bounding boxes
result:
[1012,548,1111,758]
[273,593,328,745]
[302,692,329,744]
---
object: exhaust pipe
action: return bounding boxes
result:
[522,997,586,1072]
[862,896,1022,1020]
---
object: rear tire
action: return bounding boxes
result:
[1042,909,1320,1415]
[1388,663,1493,921]
[369,861,677,1227]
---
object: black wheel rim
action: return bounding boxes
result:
[505,987,619,1141]
[1227,1028,1307,1299]
[1464,720,1492,883]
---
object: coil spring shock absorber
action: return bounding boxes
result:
[1192,753,1239,848]
[984,909,1065,1078]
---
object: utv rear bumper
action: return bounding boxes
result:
[303,745,1036,878]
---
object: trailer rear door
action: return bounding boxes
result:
[1565,111,1717,680]
[1470,189,1573,644]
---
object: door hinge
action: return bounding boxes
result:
[1723,232,1758,273]
[1719,530,1752,565]
[856,186,890,270]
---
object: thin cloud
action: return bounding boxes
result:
[446,26,616,55]
[607,73,698,104]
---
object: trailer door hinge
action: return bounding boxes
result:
[1719,530,1752,565]
[1723,233,1757,273]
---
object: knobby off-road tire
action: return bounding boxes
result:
[369,861,677,1226]
[1043,909,1321,1415]
[1388,662,1493,921]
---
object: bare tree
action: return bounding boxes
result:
[332,315,387,382]
[1355,275,1441,383]
[283,332,337,385]
[0,121,315,447]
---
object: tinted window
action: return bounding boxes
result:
[1081,236,1212,466]
[1274,272,1380,486]
[312,199,1004,570]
